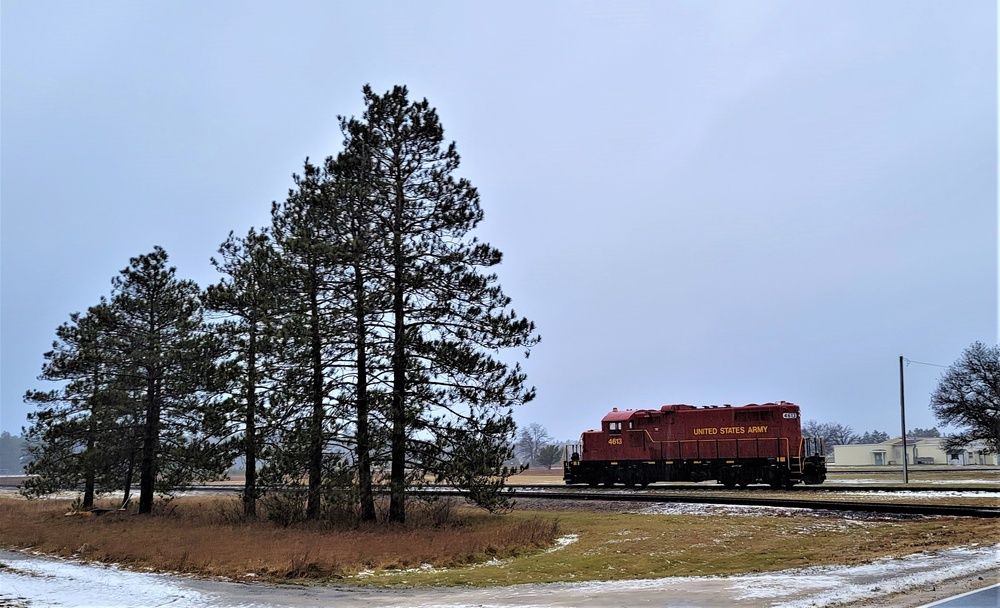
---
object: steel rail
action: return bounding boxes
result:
[3,483,996,517]
[414,488,1000,518]
[1,481,997,495]
[510,483,1000,493]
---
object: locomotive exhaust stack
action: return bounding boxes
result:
[563,402,828,489]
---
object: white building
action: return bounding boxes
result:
[834,437,998,466]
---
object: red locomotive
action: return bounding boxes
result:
[563,402,827,488]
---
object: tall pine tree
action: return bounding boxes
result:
[206,228,282,517]
[343,85,539,521]
[22,301,131,508]
[269,166,353,519]
[111,247,234,514]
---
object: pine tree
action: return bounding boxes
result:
[344,85,539,521]
[206,228,282,517]
[536,444,563,470]
[326,140,391,522]
[111,247,234,514]
[22,302,131,507]
[269,165,352,520]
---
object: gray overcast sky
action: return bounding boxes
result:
[1,1,996,441]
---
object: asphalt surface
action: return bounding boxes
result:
[919,583,1000,608]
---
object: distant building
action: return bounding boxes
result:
[834,437,998,466]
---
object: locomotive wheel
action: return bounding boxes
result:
[720,467,738,489]
[769,469,790,490]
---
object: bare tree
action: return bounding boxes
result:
[826,423,856,447]
[931,341,1000,454]
[515,423,552,465]
[801,420,857,455]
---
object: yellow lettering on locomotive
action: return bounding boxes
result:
[607,437,623,445]
[746,425,769,433]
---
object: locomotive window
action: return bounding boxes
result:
[608,422,622,435]
[629,421,634,429]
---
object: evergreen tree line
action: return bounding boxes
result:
[22,85,540,523]
[0,432,27,474]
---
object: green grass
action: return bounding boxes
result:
[353,508,1000,587]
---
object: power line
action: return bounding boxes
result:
[902,357,949,369]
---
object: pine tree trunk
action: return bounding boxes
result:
[354,263,376,522]
[388,184,407,524]
[138,378,160,515]
[83,376,98,510]
[306,271,324,519]
[83,426,96,509]
[243,320,258,518]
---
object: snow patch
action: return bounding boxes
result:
[0,550,208,607]
[839,490,1000,499]
[546,534,578,553]
[734,545,1000,606]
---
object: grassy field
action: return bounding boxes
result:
[1,494,997,588]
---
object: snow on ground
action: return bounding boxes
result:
[838,490,999,499]
[825,476,999,485]
[625,502,925,520]
[0,551,208,607]
[2,544,998,607]
[732,544,1000,607]
[629,502,812,516]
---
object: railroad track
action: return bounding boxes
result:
[3,483,997,517]
[2,481,996,494]
[511,483,1000,493]
[418,488,1000,518]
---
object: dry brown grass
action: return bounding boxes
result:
[508,467,566,485]
[0,496,558,582]
[2,493,998,588]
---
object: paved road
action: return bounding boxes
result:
[919,583,1000,608]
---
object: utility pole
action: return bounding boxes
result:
[899,355,909,484]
